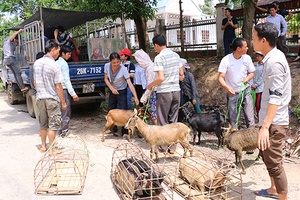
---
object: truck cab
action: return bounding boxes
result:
[1,7,124,117]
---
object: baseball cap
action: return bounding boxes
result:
[118,48,131,56]
[180,58,190,68]
[255,51,263,56]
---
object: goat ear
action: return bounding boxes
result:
[133,108,138,115]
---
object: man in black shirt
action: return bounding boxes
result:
[221,8,238,56]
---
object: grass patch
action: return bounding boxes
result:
[0,79,5,93]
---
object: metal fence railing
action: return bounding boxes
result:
[236,9,300,46]
[98,9,300,54]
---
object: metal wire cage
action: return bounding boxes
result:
[34,135,89,195]
[111,142,173,200]
[160,145,243,200]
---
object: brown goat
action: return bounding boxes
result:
[101,109,135,142]
[223,125,259,174]
[125,109,193,162]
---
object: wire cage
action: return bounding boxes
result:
[159,145,243,200]
[111,142,174,200]
[34,134,89,195]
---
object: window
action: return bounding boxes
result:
[177,30,186,43]
[202,30,209,43]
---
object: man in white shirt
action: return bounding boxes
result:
[218,38,255,129]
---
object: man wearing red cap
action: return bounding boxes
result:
[119,48,135,109]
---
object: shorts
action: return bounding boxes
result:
[37,98,61,130]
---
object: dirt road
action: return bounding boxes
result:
[0,92,119,200]
[0,91,300,200]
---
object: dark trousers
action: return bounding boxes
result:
[255,92,262,116]
[135,84,145,107]
[60,89,72,134]
[156,91,180,151]
[277,36,286,55]
[156,91,180,125]
[227,87,255,128]
[108,88,128,135]
[4,57,25,90]
[223,37,236,56]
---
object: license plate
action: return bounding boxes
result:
[82,83,95,93]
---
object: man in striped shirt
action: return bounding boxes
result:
[34,39,67,154]
[147,34,184,154]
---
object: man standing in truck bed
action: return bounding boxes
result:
[3,29,29,93]
[54,26,80,62]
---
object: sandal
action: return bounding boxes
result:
[168,149,175,154]
[39,147,47,153]
[255,189,278,199]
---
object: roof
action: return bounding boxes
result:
[232,0,294,17]
[9,7,118,31]
[156,0,207,17]
[257,0,291,6]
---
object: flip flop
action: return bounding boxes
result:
[39,147,47,153]
[255,189,278,199]
[168,149,175,154]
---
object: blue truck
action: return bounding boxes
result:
[1,7,124,117]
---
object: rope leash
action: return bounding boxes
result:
[224,82,250,130]
[142,89,153,123]
[235,82,250,128]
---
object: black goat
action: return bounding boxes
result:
[180,106,224,147]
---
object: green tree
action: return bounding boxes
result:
[199,0,216,15]
[73,0,158,52]
[1,0,158,52]
[0,15,21,59]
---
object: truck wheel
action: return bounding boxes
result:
[85,102,101,110]
[26,90,36,118]
[7,84,19,105]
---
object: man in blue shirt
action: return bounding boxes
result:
[266,5,287,55]
[56,45,79,137]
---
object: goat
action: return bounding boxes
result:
[101,108,147,142]
[101,109,135,142]
[114,159,147,198]
[180,105,224,147]
[179,157,228,193]
[223,124,259,174]
[125,109,193,162]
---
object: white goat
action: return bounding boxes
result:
[223,125,259,174]
[125,109,193,162]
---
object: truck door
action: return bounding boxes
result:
[23,20,45,65]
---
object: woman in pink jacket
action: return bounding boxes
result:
[133,49,157,125]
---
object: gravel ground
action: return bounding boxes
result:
[1,91,300,200]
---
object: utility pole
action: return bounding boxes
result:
[179,0,184,53]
